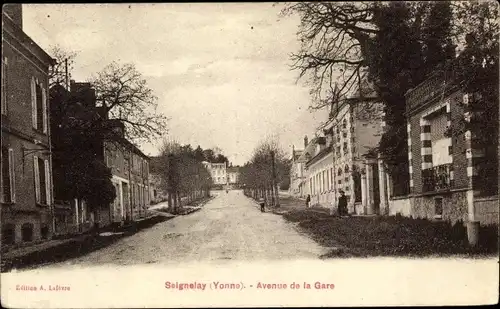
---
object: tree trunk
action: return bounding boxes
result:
[172,192,178,214]
[168,191,172,211]
[270,185,275,206]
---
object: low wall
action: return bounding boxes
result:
[389,196,412,217]
[411,190,468,224]
[474,196,499,226]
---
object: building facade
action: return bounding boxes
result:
[289,144,307,198]
[1,5,56,247]
[202,161,227,187]
[404,64,498,226]
[304,94,385,214]
[104,126,150,226]
[227,166,240,188]
[149,173,167,205]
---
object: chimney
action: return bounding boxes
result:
[3,4,23,29]
[71,81,97,109]
[304,136,308,148]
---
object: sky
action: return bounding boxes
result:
[23,3,329,165]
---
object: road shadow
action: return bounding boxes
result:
[1,216,171,272]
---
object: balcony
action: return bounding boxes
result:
[422,163,452,193]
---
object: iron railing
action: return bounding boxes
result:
[422,163,452,192]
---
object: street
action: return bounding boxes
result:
[46,190,328,268]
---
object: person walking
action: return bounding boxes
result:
[305,194,311,208]
[337,190,348,217]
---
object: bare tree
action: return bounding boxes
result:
[90,62,169,144]
[241,135,290,207]
[280,2,379,110]
[48,45,78,88]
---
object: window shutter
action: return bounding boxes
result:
[1,58,7,115]
[42,86,47,133]
[33,155,40,203]
[45,159,51,205]
[8,149,15,203]
[31,77,37,128]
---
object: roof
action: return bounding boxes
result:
[3,12,56,67]
[227,166,240,173]
[292,149,304,161]
[306,145,333,167]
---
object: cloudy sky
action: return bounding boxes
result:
[23,3,328,165]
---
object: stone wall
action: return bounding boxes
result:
[411,191,468,224]
[474,196,499,226]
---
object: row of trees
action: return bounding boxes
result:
[240,136,291,207]
[49,46,168,222]
[281,1,498,194]
[152,140,230,213]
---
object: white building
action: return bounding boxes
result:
[202,161,228,187]
[227,166,240,187]
[303,91,385,214]
[289,138,310,198]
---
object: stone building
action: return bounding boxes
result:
[304,93,384,214]
[1,5,56,247]
[404,63,498,227]
[104,122,150,225]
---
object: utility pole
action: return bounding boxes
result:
[271,150,280,207]
[65,58,69,90]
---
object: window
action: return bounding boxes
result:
[342,119,347,129]
[434,197,443,218]
[33,156,50,205]
[1,147,15,203]
[1,57,7,115]
[31,77,47,133]
[21,223,34,242]
[41,225,49,240]
[2,223,15,245]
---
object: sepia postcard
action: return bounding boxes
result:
[1,2,499,308]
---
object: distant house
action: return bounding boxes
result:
[202,161,228,188]
[1,5,56,247]
[289,143,307,198]
[227,165,240,188]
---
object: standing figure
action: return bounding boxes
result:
[337,190,348,216]
[305,194,311,208]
